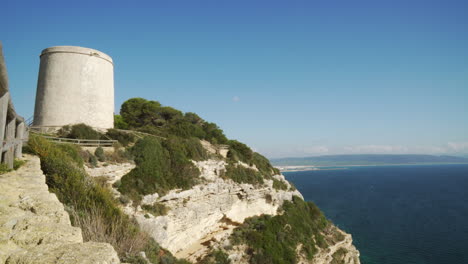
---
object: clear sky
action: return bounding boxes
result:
[2,0,468,158]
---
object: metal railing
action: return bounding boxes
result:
[111,128,166,140]
[39,135,117,147]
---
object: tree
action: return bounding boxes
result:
[203,122,228,144]
[120,98,161,127]
[114,115,129,129]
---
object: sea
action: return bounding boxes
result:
[283,164,468,264]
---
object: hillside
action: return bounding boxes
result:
[22,97,361,264]
[271,154,468,166]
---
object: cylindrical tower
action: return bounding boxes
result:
[33,46,114,130]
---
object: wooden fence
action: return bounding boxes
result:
[0,42,27,169]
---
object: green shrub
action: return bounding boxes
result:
[0,158,25,175]
[0,163,11,174]
[56,125,72,138]
[230,196,328,263]
[95,147,106,162]
[13,159,26,170]
[89,153,98,167]
[272,179,288,191]
[106,129,136,146]
[227,141,277,179]
[223,164,264,185]
[80,150,98,167]
[56,143,84,166]
[252,153,279,177]
[118,137,201,201]
[202,122,228,144]
[114,115,129,129]
[64,123,103,140]
[166,118,206,139]
[227,140,253,163]
[163,136,209,161]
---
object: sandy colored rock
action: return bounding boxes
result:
[0,155,120,264]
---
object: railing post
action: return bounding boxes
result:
[0,92,8,155]
[3,118,16,169]
[15,121,24,158]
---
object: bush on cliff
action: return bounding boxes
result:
[226,140,279,178]
[119,98,228,144]
[95,147,106,162]
[118,136,203,201]
[230,196,328,263]
[28,136,188,264]
[58,123,104,140]
[222,164,264,185]
[116,97,282,190]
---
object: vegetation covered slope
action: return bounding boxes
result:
[27,136,188,264]
[111,98,283,202]
[230,196,328,263]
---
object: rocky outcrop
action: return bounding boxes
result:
[308,226,360,264]
[85,150,361,263]
[119,160,301,261]
[0,155,120,264]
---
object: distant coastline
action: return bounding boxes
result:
[272,154,468,172]
[277,162,468,173]
[276,165,348,172]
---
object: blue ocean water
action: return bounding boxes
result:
[284,165,468,264]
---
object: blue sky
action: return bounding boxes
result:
[2,0,468,158]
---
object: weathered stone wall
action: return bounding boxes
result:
[0,155,120,264]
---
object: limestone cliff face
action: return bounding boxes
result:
[128,160,303,261]
[0,155,120,264]
[88,155,360,264]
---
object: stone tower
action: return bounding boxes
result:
[33,46,114,130]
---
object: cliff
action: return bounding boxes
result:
[0,155,120,264]
[86,141,361,264]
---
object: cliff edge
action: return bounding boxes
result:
[86,142,361,264]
